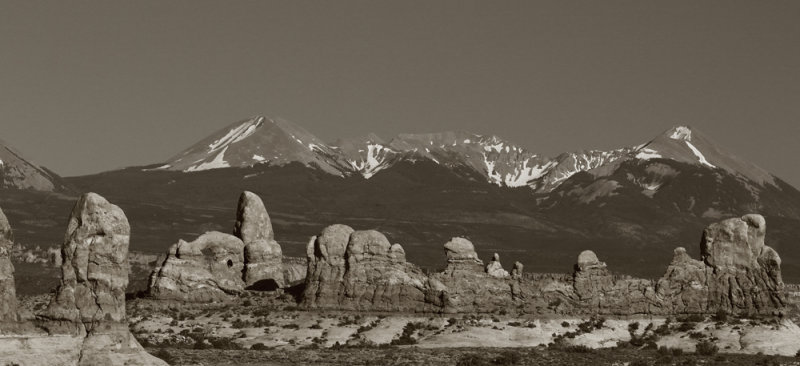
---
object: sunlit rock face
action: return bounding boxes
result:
[302,226,442,312]
[148,231,246,302]
[0,193,167,366]
[45,193,131,327]
[698,214,784,313]
[234,191,284,289]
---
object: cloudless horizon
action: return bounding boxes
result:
[1,1,798,186]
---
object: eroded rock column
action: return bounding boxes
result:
[234,191,284,289]
[0,206,17,321]
[46,193,130,327]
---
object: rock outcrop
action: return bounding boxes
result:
[302,226,442,312]
[568,214,786,316]
[511,261,524,279]
[0,193,167,366]
[486,253,509,278]
[656,214,785,315]
[573,250,613,299]
[148,231,245,302]
[46,193,130,326]
[148,191,292,301]
[0,206,17,322]
[443,237,484,272]
[433,237,516,313]
[234,191,284,289]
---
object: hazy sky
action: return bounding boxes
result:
[1,1,798,186]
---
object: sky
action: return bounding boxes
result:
[0,1,798,186]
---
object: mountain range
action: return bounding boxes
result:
[154,116,778,194]
[2,115,800,288]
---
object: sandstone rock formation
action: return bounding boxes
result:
[570,250,656,315]
[46,192,131,326]
[433,237,516,313]
[148,191,293,301]
[148,231,245,302]
[656,214,785,315]
[572,250,613,300]
[511,261,524,279]
[234,191,284,289]
[486,253,509,278]
[443,237,483,270]
[567,214,786,316]
[0,193,167,366]
[0,206,17,322]
[303,226,443,312]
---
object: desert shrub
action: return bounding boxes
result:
[658,346,683,356]
[492,350,522,365]
[548,343,593,353]
[561,321,569,328]
[712,309,729,323]
[231,319,249,328]
[629,360,648,366]
[655,355,673,365]
[688,331,705,339]
[456,353,488,366]
[695,340,718,356]
[152,349,175,364]
[250,342,270,350]
[282,323,300,330]
[628,322,640,332]
[654,322,671,336]
[252,308,271,317]
[677,314,705,323]
[677,322,696,332]
[309,323,323,329]
[390,322,419,345]
[507,321,522,327]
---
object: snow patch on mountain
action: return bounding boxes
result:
[685,141,716,168]
[346,143,395,179]
[208,117,263,151]
[669,126,692,141]
[635,148,662,160]
[186,147,230,172]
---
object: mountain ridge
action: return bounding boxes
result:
[154,115,788,194]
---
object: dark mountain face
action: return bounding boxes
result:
[3,119,800,289]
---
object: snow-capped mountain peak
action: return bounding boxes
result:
[159,115,349,175]
[155,116,780,193]
[668,125,693,141]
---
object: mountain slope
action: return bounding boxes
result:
[0,139,67,192]
[159,116,351,176]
